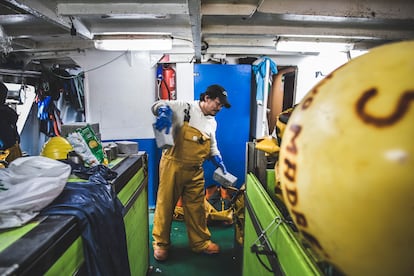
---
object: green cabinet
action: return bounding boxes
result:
[0,154,149,276]
[120,162,149,276]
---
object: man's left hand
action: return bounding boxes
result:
[211,155,227,174]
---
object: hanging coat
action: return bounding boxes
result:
[252,56,278,102]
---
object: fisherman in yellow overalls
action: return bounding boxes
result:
[151,84,231,261]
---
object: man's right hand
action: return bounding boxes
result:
[155,105,173,134]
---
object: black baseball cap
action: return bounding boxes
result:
[205,84,231,108]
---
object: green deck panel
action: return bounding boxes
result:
[266,169,276,197]
[108,157,125,168]
[44,237,84,276]
[124,185,149,276]
[0,221,39,252]
[118,167,145,206]
[243,211,274,275]
[243,173,323,276]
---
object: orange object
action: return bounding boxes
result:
[205,185,219,200]
[220,187,231,200]
[176,196,183,207]
[160,65,176,100]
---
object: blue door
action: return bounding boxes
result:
[194,64,252,188]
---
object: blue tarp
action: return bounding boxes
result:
[42,166,131,276]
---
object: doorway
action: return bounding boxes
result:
[267,66,297,135]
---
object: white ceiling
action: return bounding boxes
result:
[0,0,413,69]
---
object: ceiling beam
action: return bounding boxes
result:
[205,45,317,56]
[10,39,93,52]
[203,25,414,41]
[187,0,201,62]
[201,3,257,16]
[56,3,189,16]
[258,0,414,20]
[4,0,92,39]
[204,36,277,48]
[9,38,36,49]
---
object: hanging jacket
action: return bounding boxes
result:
[252,56,278,102]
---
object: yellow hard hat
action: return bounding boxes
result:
[41,136,74,160]
[279,40,414,276]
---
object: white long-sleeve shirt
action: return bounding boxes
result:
[152,100,220,156]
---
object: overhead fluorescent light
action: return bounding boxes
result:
[94,34,173,51]
[276,41,354,53]
[101,14,169,20]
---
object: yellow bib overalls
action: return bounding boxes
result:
[152,105,212,252]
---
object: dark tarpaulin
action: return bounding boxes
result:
[41,167,131,276]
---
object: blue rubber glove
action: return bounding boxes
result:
[154,105,173,134]
[37,96,52,120]
[211,154,227,174]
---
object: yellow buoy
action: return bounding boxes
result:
[279,40,414,276]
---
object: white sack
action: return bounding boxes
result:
[0,156,71,229]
